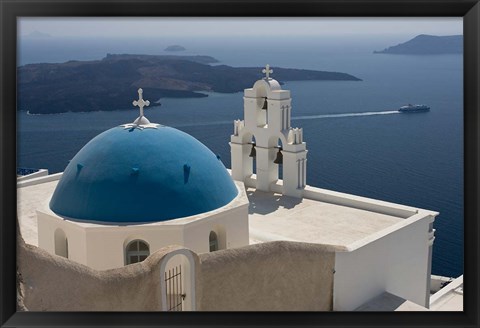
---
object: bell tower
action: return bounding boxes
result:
[230,65,307,198]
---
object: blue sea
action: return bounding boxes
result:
[17,36,463,277]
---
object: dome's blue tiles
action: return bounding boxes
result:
[49,126,238,223]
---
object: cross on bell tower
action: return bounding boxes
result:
[262,64,273,80]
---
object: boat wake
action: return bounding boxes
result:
[292,110,400,121]
[171,110,400,128]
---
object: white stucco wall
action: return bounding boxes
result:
[333,212,435,310]
[37,211,88,265]
[37,181,249,271]
[182,204,249,253]
[84,226,184,270]
[17,169,49,182]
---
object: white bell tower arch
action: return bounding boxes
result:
[230,65,307,198]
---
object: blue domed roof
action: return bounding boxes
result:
[49,125,238,223]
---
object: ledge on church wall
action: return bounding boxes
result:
[17,171,63,188]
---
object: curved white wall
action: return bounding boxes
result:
[37,181,249,270]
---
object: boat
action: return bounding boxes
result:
[398,104,430,113]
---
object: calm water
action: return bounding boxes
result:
[17,36,463,277]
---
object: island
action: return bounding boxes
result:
[18,54,361,114]
[374,34,462,55]
[164,45,186,52]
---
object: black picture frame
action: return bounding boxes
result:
[1,0,478,327]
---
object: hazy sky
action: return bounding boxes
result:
[19,17,462,38]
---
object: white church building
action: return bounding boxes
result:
[35,88,249,270]
[17,66,454,311]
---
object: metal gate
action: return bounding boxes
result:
[164,265,185,311]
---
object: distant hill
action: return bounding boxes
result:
[18,54,361,114]
[104,53,216,64]
[374,35,462,55]
[165,45,186,52]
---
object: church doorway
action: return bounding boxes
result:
[160,249,196,311]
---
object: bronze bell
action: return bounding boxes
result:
[261,97,268,110]
[249,143,256,158]
[273,148,283,164]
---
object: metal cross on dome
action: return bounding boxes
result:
[120,88,159,130]
[132,88,150,117]
[262,64,273,80]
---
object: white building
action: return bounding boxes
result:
[17,67,451,311]
[229,65,437,310]
[34,88,249,270]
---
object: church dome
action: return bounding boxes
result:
[49,125,238,224]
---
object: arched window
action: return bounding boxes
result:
[257,96,268,127]
[54,228,68,258]
[251,136,257,175]
[276,138,283,180]
[209,231,218,252]
[125,239,150,265]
